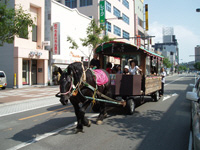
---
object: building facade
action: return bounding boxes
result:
[0,0,48,88]
[153,27,179,71]
[134,0,145,47]
[195,45,200,62]
[56,0,136,45]
[45,0,92,84]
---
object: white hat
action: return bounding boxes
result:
[124,65,129,69]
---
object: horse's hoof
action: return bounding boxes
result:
[96,120,103,125]
[74,128,84,134]
[87,120,91,127]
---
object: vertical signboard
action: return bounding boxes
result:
[53,22,60,55]
[145,4,148,31]
[99,0,105,25]
[137,35,141,49]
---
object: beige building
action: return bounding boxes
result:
[56,0,135,45]
[0,0,49,88]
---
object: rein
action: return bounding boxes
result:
[60,80,73,95]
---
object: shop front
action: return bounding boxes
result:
[14,47,49,88]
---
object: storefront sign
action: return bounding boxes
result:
[99,0,105,25]
[53,22,60,55]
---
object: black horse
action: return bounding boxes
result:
[57,62,111,133]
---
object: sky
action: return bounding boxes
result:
[145,0,200,63]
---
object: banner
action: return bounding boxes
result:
[145,4,148,31]
[53,22,60,55]
[99,0,105,25]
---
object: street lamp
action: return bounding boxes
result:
[196,8,200,12]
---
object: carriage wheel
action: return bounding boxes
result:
[126,99,135,115]
[152,91,159,102]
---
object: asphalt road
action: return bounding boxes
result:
[0,74,194,150]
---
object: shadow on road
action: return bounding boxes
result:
[10,116,76,143]
[104,76,193,150]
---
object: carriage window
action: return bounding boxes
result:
[146,56,150,75]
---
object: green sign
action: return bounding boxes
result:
[99,0,105,24]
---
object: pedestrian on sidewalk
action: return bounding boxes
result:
[160,67,166,96]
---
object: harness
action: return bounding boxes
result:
[56,62,125,106]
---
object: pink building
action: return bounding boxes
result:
[0,0,49,88]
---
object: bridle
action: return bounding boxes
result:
[55,63,86,98]
[55,76,74,97]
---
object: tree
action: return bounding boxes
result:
[0,3,34,46]
[67,19,114,65]
[178,65,187,71]
[194,62,200,71]
[163,57,172,68]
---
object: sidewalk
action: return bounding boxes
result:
[0,85,59,104]
[0,86,61,117]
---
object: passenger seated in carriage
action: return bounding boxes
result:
[123,65,130,75]
[106,62,112,74]
[129,60,142,75]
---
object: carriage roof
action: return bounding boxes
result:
[95,41,164,59]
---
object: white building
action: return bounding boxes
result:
[56,0,135,45]
[45,0,92,84]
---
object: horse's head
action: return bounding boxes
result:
[58,67,73,105]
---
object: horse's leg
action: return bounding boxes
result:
[72,103,84,133]
[80,100,91,127]
[96,101,106,125]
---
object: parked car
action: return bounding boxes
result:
[0,71,7,89]
[186,78,200,150]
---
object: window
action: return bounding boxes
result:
[106,22,111,32]
[19,25,28,39]
[123,30,129,40]
[80,0,92,7]
[138,17,143,27]
[114,25,121,36]
[113,6,120,18]
[122,13,129,24]
[106,1,111,12]
[65,0,77,8]
[32,25,37,42]
[122,0,129,9]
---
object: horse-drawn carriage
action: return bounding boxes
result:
[56,41,164,133]
[93,41,164,114]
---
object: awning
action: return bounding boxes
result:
[95,41,164,59]
[53,64,68,70]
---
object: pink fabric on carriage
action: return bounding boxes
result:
[93,69,109,86]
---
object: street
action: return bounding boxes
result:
[0,74,193,150]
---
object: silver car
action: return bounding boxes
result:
[186,78,200,150]
[0,71,7,89]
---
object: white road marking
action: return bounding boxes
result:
[162,95,171,101]
[7,114,99,150]
[165,76,184,86]
[188,131,192,150]
[172,93,178,97]
[162,93,178,102]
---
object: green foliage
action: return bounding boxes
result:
[0,3,34,45]
[163,57,172,68]
[80,19,114,51]
[67,36,79,50]
[194,62,200,71]
[178,65,187,71]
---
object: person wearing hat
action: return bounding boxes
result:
[123,65,130,75]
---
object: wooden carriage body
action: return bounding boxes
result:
[95,41,164,97]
